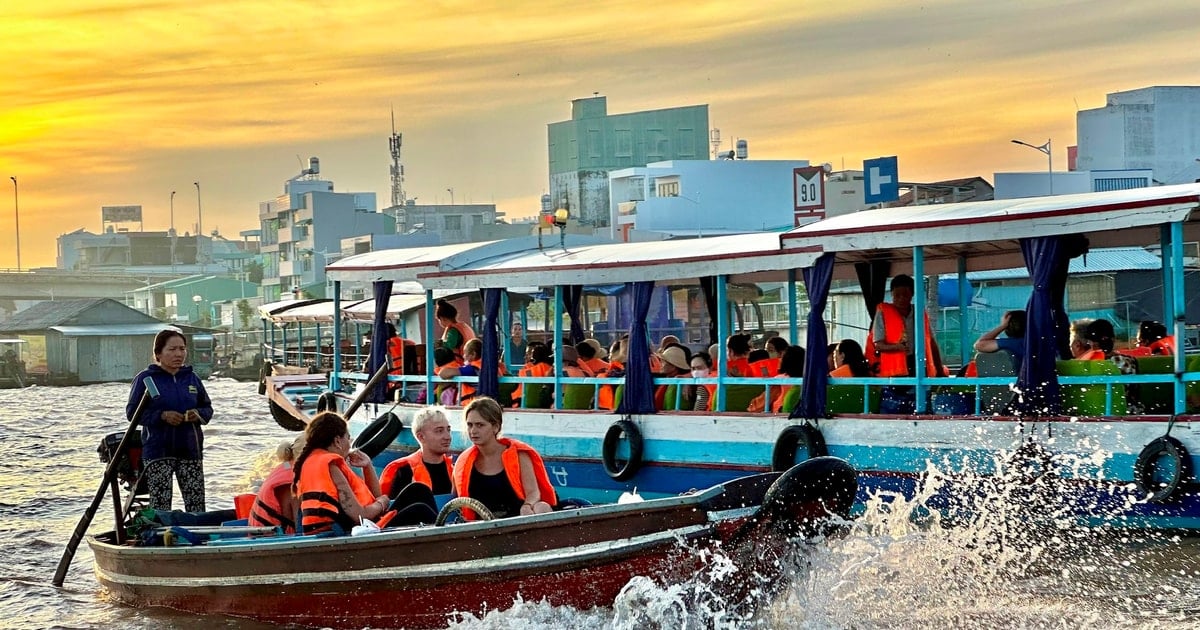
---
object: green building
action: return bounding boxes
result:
[547,96,709,227]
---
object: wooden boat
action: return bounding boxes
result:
[89,456,858,629]
[296,185,1200,530]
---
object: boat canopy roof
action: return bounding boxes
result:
[257,298,329,319]
[325,235,611,284]
[416,232,818,290]
[782,183,1200,278]
[261,300,336,324]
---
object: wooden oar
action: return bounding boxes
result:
[52,376,160,587]
[342,361,393,421]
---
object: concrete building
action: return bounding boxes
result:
[56,228,254,275]
[127,275,258,325]
[609,158,811,240]
[384,202,499,244]
[258,158,392,302]
[1076,86,1200,184]
[994,169,1152,199]
[549,95,709,228]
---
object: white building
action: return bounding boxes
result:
[1076,86,1200,184]
[994,169,1152,199]
[258,158,391,301]
[608,158,817,241]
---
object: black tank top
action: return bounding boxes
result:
[469,467,522,518]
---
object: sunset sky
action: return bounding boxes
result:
[2,0,1198,268]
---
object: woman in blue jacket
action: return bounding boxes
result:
[126,329,214,511]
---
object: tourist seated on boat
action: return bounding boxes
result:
[457,339,482,403]
[561,345,588,378]
[293,412,390,534]
[575,339,609,377]
[247,434,306,533]
[1119,320,1175,357]
[1071,318,1115,360]
[725,333,753,376]
[972,310,1026,373]
[826,343,838,372]
[686,352,715,412]
[765,336,789,372]
[380,407,455,497]
[659,334,681,353]
[654,345,694,410]
[830,339,871,377]
[748,345,806,413]
[598,339,626,410]
[512,341,553,408]
[433,347,464,405]
[435,298,476,361]
[453,396,557,518]
[746,348,775,377]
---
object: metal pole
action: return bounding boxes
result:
[9,177,19,271]
[913,246,927,413]
[1046,139,1053,195]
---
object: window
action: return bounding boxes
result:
[471,214,485,226]
[444,215,463,231]
[658,181,680,197]
[1066,275,1114,311]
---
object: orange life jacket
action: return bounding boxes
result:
[249,463,295,533]
[598,360,624,410]
[1078,349,1107,361]
[829,364,853,378]
[692,384,716,411]
[511,362,552,407]
[747,358,777,377]
[379,450,454,496]
[296,449,375,535]
[580,357,609,377]
[726,356,751,377]
[451,438,558,518]
[1150,336,1176,356]
[442,321,476,359]
[864,303,938,377]
[387,337,405,376]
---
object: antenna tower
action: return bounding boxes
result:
[389,108,406,208]
[709,128,722,159]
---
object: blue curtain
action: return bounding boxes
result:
[478,288,501,399]
[365,280,394,404]
[565,285,585,344]
[617,280,656,415]
[1016,235,1083,415]
[795,254,834,419]
[699,276,719,346]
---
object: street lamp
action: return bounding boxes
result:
[192,294,203,324]
[446,187,454,205]
[169,190,177,270]
[9,177,19,271]
[1011,138,1053,195]
[194,182,203,272]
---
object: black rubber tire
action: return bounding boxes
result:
[352,412,403,459]
[602,419,644,481]
[435,496,495,525]
[771,423,829,472]
[1135,436,1193,503]
[316,392,339,414]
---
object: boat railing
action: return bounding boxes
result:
[332,367,1200,416]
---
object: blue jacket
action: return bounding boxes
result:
[126,364,213,461]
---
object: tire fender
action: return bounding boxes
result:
[602,419,644,481]
[771,423,829,472]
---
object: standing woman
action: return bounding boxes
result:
[436,299,476,361]
[126,329,213,512]
[452,396,557,517]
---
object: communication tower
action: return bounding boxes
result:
[709,128,722,159]
[389,108,406,208]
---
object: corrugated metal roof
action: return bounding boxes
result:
[0,299,108,332]
[50,323,171,337]
[952,247,1164,281]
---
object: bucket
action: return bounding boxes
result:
[234,493,257,520]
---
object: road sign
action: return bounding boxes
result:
[793,166,826,225]
[863,156,899,204]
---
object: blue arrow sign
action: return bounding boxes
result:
[864,156,899,204]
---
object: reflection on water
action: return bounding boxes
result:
[0,381,1197,629]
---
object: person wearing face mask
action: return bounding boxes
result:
[687,352,716,412]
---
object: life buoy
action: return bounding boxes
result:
[771,423,828,472]
[352,412,404,459]
[602,419,644,481]
[1134,436,1193,503]
[316,392,339,414]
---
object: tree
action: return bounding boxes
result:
[237,299,254,329]
[245,260,264,284]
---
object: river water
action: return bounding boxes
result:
[0,380,1197,629]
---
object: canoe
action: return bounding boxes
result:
[89,456,857,629]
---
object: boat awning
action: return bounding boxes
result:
[416,232,818,290]
[782,183,1200,277]
[50,324,171,337]
[266,300,339,324]
[258,298,329,319]
[324,235,613,284]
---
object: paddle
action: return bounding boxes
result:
[342,361,392,421]
[52,376,160,587]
